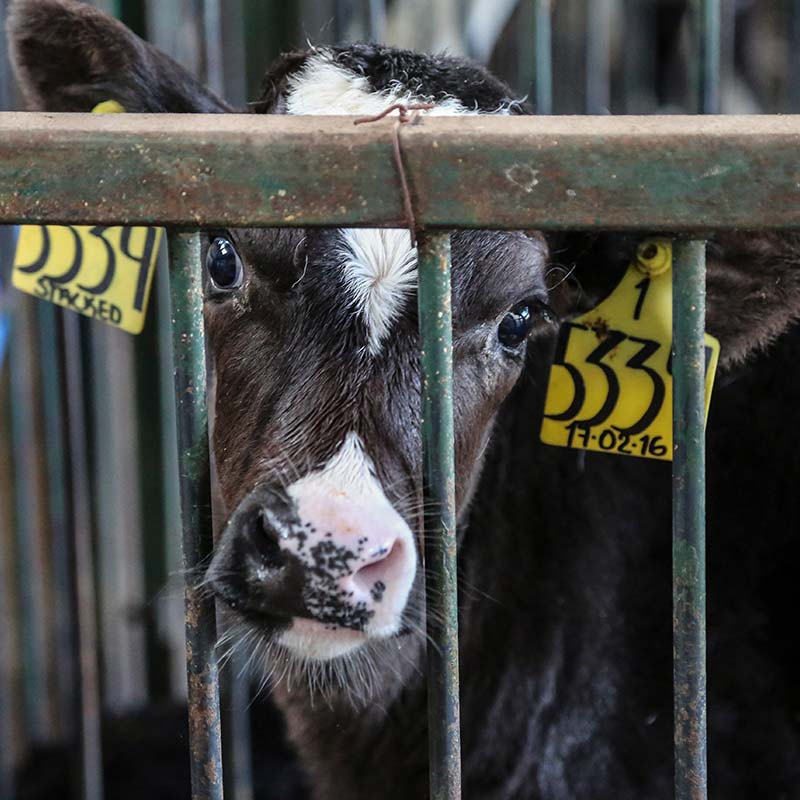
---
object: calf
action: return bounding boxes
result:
[9,1,800,798]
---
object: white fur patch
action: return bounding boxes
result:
[279,618,365,661]
[284,51,488,117]
[289,430,381,495]
[337,229,417,355]
[284,50,511,354]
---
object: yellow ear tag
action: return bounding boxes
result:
[11,101,162,334]
[539,239,720,461]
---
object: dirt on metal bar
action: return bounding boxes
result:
[0,114,798,231]
[167,230,224,800]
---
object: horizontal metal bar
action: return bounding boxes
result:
[672,239,708,800]
[417,232,461,799]
[0,114,798,230]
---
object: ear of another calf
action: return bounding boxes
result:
[6,0,232,112]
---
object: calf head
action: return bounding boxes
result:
[8,0,553,700]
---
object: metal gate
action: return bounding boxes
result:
[1,2,798,800]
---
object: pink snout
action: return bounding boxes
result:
[285,481,418,636]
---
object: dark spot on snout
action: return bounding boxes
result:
[303,540,375,630]
[370,581,386,602]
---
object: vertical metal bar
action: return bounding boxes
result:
[0,356,17,800]
[692,0,721,113]
[37,304,77,735]
[222,659,254,800]
[202,0,226,96]
[417,232,461,800]
[154,245,188,700]
[166,230,224,800]
[92,326,147,712]
[9,297,57,742]
[368,0,387,42]
[585,0,613,113]
[789,0,800,111]
[623,0,657,113]
[62,312,104,800]
[533,0,553,114]
[672,239,708,800]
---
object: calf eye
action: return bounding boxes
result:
[498,300,554,349]
[206,237,243,291]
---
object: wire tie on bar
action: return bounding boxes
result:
[354,102,433,247]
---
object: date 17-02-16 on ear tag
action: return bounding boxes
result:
[11,100,162,335]
[539,239,720,462]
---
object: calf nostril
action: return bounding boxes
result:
[249,509,286,571]
[351,539,403,595]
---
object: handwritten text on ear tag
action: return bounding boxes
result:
[11,101,162,335]
[539,239,720,461]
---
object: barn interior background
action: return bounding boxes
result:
[0,0,796,798]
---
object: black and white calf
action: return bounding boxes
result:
[9,1,800,798]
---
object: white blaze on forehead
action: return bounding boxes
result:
[284,52,491,117]
[283,50,513,354]
[338,229,417,355]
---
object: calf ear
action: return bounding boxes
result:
[7,0,232,112]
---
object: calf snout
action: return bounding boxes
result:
[208,434,418,658]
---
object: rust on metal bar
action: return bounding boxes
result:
[0,114,798,230]
[166,230,224,800]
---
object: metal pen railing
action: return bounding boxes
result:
[2,108,798,800]
[3,1,799,798]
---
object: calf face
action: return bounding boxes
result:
[9,0,552,695]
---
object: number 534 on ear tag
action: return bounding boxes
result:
[539,239,720,461]
[11,100,162,335]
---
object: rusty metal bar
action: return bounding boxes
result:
[1,114,799,231]
[672,239,708,800]
[61,311,104,800]
[166,230,224,800]
[417,231,461,800]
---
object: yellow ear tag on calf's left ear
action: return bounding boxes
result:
[539,239,720,461]
[11,101,163,335]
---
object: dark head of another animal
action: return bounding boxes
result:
[8,0,554,691]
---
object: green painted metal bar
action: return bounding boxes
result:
[672,239,708,800]
[533,0,553,114]
[61,310,104,800]
[692,0,721,113]
[166,230,224,800]
[417,231,461,800]
[2,114,800,231]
